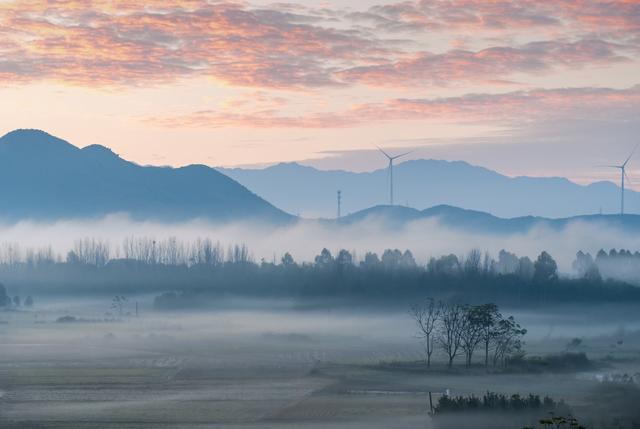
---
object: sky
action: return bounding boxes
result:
[0,0,639,185]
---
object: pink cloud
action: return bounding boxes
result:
[145,85,640,129]
[338,39,630,87]
[0,1,635,90]
[0,0,388,88]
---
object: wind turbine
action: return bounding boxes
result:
[605,144,638,216]
[377,147,411,206]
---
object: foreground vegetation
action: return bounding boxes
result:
[433,392,570,415]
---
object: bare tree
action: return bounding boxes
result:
[464,249,482,276]
[74,238,110,266]
[438,303,467,367]
[410,298,442,367]
[228,244,251,264]
[482,252,493,275]
[460,305,484,367]
[0,242,21,267]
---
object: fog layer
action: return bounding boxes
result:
[1,215,639,272]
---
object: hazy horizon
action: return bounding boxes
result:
[1,0,638,186]
[0,127,633,188]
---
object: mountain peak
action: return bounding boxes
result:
[81,144,120,159]
[0,129,77,152]
[2,128,52,139]
[0,129,291,223]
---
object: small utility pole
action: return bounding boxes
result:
[337,190,342,219]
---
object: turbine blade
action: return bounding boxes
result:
[623,143,640,167]
[376,145,392,159]
[624,170,633,186]
[392,150,413,160]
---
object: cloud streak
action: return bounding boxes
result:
[363,0,640,39]
[338,40,630,87]
[145,85,640,129]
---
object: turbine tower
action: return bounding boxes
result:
[377,147,411,206]
[606,144,638,216]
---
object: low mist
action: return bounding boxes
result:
[1,214,639,272]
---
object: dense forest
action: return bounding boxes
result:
[1,237,639,308]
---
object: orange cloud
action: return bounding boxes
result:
[0,1,636,90]
[0,0,387,88]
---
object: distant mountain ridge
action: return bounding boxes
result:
[0,129,291,222]
[2,129,638,236]
[219,161,636,219]
[337,204,640,234]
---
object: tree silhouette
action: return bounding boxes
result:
[410,298,441,367]
[281,252,295,267]
[533,251,558,283]
[438,303,466,367]
[111,295,127,318]
[0,283,9,307]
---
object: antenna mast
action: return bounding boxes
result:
[337,190,342,219]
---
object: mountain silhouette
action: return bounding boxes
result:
[337,204,640,234]
[2,129,637,232]
[219,161,636,219]
[0,129,291,222]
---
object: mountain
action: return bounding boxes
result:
[219,161,636,219]
[0,129,291,222]
[338,204,640,235]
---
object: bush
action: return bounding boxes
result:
[507,352,592,372]
[434,391,570,415]
[56,315,77,323]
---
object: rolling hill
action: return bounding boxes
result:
[337,204,640,235]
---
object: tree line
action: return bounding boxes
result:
[1,236,638,285]
[0,239,561,284]
[573,248,640,284]
[0,283,33,308]
[2,241,640,305]
[0,238,250,268]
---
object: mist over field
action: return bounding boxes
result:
[3,296,640,429]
